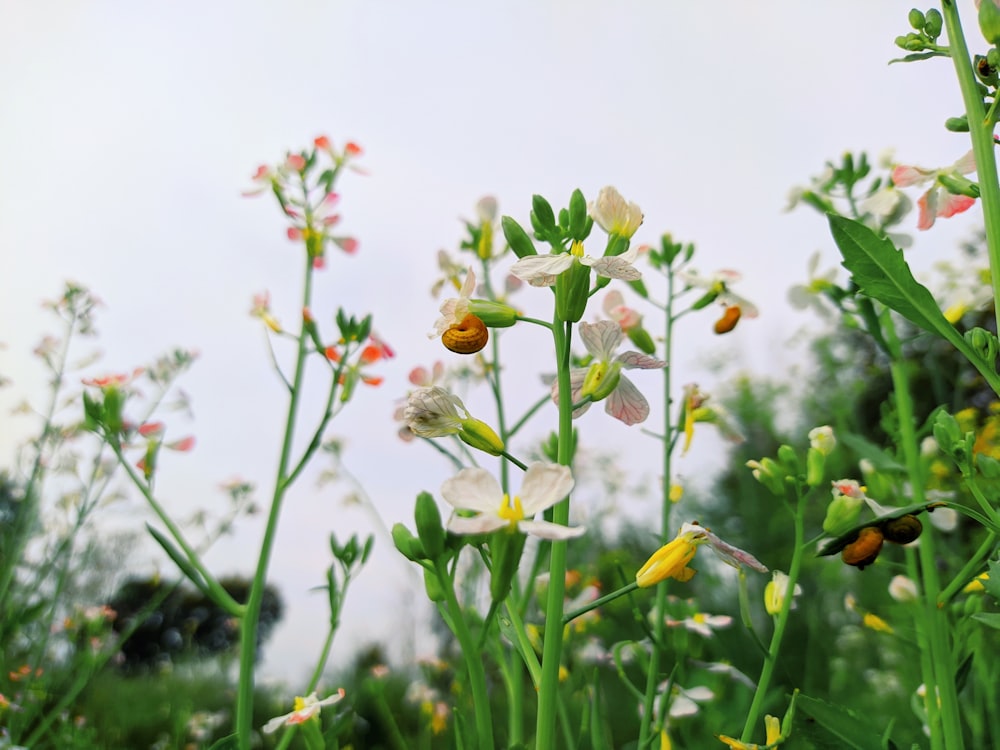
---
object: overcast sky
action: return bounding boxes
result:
[1,1,987,683]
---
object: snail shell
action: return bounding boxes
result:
[713,305,742,335]
[442,314,488,354]
[881,514,922,545]
[841,526,884,570]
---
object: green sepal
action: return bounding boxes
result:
[626,326,656,355]
[555,259,591,322]
[489,528,527,604]
[469,299,518,327]
[392,522,426,562]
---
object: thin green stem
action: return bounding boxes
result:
[888,319,965,750]
[235,254,315,750]
[941,0,1000,331]
[939,530,997,605]
[638,259,676,748]
[437,560,495,748]
[740,487,806,743]
[563,581,638,625]
[536,318,574,749]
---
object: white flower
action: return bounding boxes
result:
[788,251,838,317]
[557,320,665,426]
[808,425,836,456]
[667,685,714,718]
[429,267,476,337]
[262,689,345,734]
[679,268,759,319]
[889,575,918,603]
[440,463,584,540]
[665,612,733,638]
[588,186,643,238]
[510,241,642,288]
[404,387,470,437]
[764,570,802,615]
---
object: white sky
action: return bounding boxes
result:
[0,1,987,683]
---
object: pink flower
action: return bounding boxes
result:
[603,290,641,330]
[892,150,977,230]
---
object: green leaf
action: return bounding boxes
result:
[970,612,1000,630]
[791,694,894,750]
[835,431,906,473]
[828,215,947,336]
[205,734,238,750]
[817,501,945,556]
[829,215,1000,395]
[888,51,949,64]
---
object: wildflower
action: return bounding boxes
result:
[325,336,391,389]
[430,267,477,337]
[637,522,764,588]
[557,320,665,426]
[963,571,990,593]
[889,574,919,602]
[788,251,839,317]
[439,462,583,539]
[262,689,346,734]
[665,612,733,638]
[808,426,836,455]
[764,570,801,615]
[429,267,516,352]
[510,239,642,287]
[403,386,504,455]
[588,186,643,239]
[604,290,657,354]
[679,269,759,333]
[81,368,145,389]
[892,150,977,230]
[717,714,782,748]
[679,384,744,453]
[669,685,714,718]
[863,612,894,634]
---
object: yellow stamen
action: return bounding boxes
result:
[497,494,525,526]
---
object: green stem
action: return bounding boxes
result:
[941,0,1000,331]
[638,258,676,747]
[887,319,965,750]
[740,486,806,742]
[437,560,495,747]
[563,581,639,625]
[235,255,315,750]
[536,318,574,749]
[939,530,997,605]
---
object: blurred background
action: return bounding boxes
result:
[0,0,983,686]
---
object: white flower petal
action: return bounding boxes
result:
[616,351,666,370]
[551,368,592,419]
[440,468,502,513]
[447,514,507,535]
[604,374,650,426]
[579,320,623,360]
[518,519,586,539]
[518,463,574,515]
[587,255,642,281]
[510,254,575,284]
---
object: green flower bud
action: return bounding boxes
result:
[908,8,925,31]
[823,494,864,536]
[989,48,1000,69]
[924,8,942,38]
[468,299,518,328]
[777,444,800,474]
[501,216,537,258]
[567,188,592,242]
[806,447,826,487]
[937,173,980,199]
[977,454,1000,479]
[933,410,963,449]
[963,326,999,364]
[391,523,426,562]
[458,417,505,456]
[945,116,970,132]
[531,194,556,234]
[626,326,657,355]
[980,0,1000,45]
[103,386,126,436]
[423,567,446,602]
[414,491,445,559]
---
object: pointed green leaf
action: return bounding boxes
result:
[792,694,893,750]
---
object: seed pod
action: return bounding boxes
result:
[841,526,884,570]
[881,514,922,545]
[442,314,488,354]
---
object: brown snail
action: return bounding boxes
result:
[713,305,742,335]
[880,514,923,545]
[841,526,884,570]
[442,313,488,354]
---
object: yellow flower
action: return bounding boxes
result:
[636,524,705,587]
[660,728,673,750]
[717,714,782,749]
[669,484,684,503]
[764,571,801,615]
[963,571,989,594]
[862,613,894,634]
